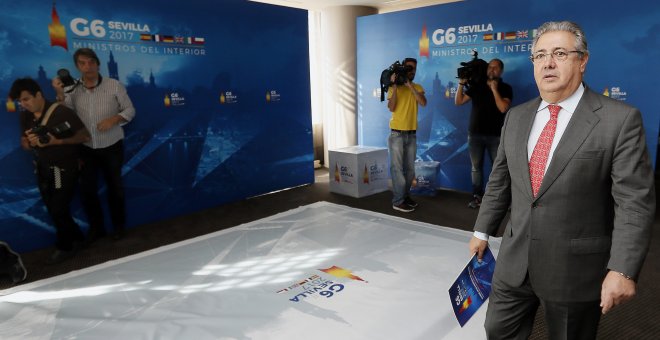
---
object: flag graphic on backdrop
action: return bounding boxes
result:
[6,99,16,113]
[48,3,67,50]
[419,25,430,58]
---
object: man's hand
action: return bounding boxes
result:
[52,77,66,102]
[97,116,122,132]
[469,236,488,262]
[487,79,498,92]
[25,131,59,148]
[25,130,41,148]
[52,77,64,90]
[600,270,636,314]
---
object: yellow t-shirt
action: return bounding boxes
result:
[387,83,424,131]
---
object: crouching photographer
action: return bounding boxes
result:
[9,78,91,264]
[381,57,426,212]
[454,52,513,209]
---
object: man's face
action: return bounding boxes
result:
[533,31,588,102]
[18,90,44,114]
[76,55,100,77]
[405,61,417,81]
[487,60,503,79]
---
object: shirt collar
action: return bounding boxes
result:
[537,83,585,114]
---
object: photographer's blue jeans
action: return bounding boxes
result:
[468,133,500,196]
[388,131,416,205]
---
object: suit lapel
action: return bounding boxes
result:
[516,98,541,200]
[535,88,602,199]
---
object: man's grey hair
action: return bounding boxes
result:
[532,21,589,57]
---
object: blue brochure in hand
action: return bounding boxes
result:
[448,247,496,327]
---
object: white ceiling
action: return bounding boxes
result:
[249,0,458,13]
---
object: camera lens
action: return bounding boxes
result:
[57,69,70,78]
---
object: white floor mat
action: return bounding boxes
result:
[0,202,499,340]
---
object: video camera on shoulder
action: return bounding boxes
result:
[457,50,488,88]
[379,60,414,101]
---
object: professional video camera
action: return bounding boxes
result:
[456,50,488,88]
[30,121,72,144]
[379,60,413,101]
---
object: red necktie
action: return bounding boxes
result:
[529,104,561,197]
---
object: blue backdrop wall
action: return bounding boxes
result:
[0,0,313,251]
[357,0,659,192]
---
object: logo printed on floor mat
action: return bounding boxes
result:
[275,265,367,303]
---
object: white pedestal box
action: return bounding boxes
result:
[328,146,389,198]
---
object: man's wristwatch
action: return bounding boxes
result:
[618,271,633,280]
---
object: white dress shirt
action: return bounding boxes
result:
[64,76,135,149]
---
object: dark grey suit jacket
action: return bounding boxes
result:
[474,86,655,302]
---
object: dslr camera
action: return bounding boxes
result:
[30,122,72,144]
[57,68,79,88]
[379,60,414,101]
[457,50,488,88]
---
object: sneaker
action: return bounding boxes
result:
[393,202,415,212]
[468,195,482,209]
[404,197,419,208]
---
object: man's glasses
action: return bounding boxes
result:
[529,50,584,63]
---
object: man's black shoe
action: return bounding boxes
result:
[112,227,125,240]
[46,249,76,265]
[468,195,482,209]
[86,228,107,244]
[404,197,419,208]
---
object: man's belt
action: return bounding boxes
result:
[391,129,416,134]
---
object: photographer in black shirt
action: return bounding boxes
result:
[9,78,90,264]
[455,59,513,208]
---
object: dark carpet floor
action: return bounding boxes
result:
[2,168,658,339]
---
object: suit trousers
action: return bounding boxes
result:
[485,274,601,340]
[80,140,126,236]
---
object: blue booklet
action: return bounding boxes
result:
[448,247,496,327]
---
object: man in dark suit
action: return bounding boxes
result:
[468,21,655,339]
